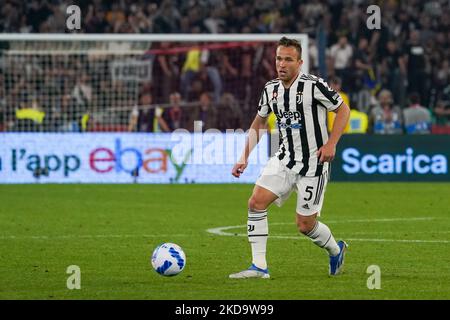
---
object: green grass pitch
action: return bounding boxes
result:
[0,183,449,300]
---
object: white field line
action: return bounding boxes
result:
[206,217,450,244]
[206,217,437,236]
[347,230,450,235]
[1,217,446,243]
[314,217,437,224]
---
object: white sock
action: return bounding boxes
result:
[306,221,340,256]
[248,209,268,270]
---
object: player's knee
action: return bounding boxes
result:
[296,217,315,235]
[248,196,266,211]
[297,222,311,234]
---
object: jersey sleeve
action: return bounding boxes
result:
[314,78,344,111]
[257,87,272,118]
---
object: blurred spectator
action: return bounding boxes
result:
[216,92,243,132]
[189,92,217,132]
[328,35,353,85]
[128,4,153,33]
[260,44,277,80]
[403,92,432,134]
[370,89,403,134]
[14,94,45,132]
[433,84,450,126]
[70,73,92,132]
[435,59,450,93]
[105,3,126,32]
[328,74,368,134]
[85,5,109,33]
[353,37,380,114]
[0,74,5,131]
[403,30,427,105]
[203,8,225,33]
[308,38,319,75]
[153,42,179,103]
[327,76,351,133]
[346,105,369,134]
[128,92,169,133]
[219,47,240,98]
[249,43,277,114]
[153,0,181,33]
[161,92,188,131]
[27,0,53,33]
[180,43,201,100]
[223,45,254,104]
[199,47,223,103]
[381,40,407,106]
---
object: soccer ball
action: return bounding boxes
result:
[151,243,186,276]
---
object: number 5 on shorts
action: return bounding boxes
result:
[304,186,314,201]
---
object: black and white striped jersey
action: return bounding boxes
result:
[257,72,344,177]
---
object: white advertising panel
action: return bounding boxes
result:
[0,133,269,184]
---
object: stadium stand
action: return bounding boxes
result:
[0,0,449,133]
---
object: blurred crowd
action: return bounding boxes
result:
[0,0,449,134]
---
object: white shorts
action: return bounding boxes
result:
[255,156,329,216]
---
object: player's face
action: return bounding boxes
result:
[276,46,302,83]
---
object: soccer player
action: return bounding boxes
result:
[229,37,350,279]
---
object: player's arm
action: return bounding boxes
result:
[232,114,268,178]
[157,115,171,132]
[317,102,350,163]
[313,79,350,164]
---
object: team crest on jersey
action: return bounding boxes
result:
[296,92,303,104]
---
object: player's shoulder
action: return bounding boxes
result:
[299,73,324,83]
[263,78,281,88]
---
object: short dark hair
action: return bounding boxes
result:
[277,37,302,60]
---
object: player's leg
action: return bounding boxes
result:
[247,184,278,269]
[229,185,278,279]
[229,157,291,279]
[295,172,347,275]
[295,213,339,257]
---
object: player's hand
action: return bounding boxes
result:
[232,161,248,178]
[317,143,336,164]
